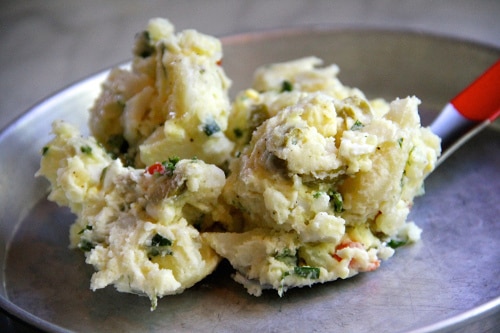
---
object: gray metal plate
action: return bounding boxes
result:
[0,28,499,332]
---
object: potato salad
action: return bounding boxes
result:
[37,18,441,309]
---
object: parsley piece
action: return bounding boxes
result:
[351,120,364,131]
[203,120,220,136]
[80,145,92,154]
[313,192,322,199]
[281,80,293,92]
[162,156,180,175]
[398,137,404,148]
[151,233,172,247]
[328,190,344,213]
[387,239,408,249]
[274,248,297,266]
[294,266,320,279]
[99,166,108,183]
[134,30,155,58]
[147,233,173,258]
[78,239,94,252]
[78,225,93,235]
[42,146,49,155]
[278,271,291,297]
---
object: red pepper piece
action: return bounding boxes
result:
[146,162,164,175]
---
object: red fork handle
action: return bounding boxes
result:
[451,59,500,122]
[431,58,500,156]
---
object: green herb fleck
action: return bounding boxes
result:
[99,166,108,183]
[78,239,94,252]
[162,156,180,175]
[387,239,408,249]
[78,225,93,235]
[147,233,173,258]
[203,120,221,136]
[294,266,320,279]
[351,120,364,131]
[274,248,297,266]
[152,233,172,247]
[80,145,92,154]
[313,192,322,199]
[134,30,155,58]
[398,137,404,148]
[281,80,293,92]
[328,190,344,213]
[278,270,291,296]
[409,146,416,157]
[42,146,49,155]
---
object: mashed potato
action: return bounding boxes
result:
[89,18,233,168]
[38,121,224,309]
[37,18,440,307]
[205,91,439,296]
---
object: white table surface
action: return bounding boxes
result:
[1,1,499,331]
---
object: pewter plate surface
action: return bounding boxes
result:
[0,28,499,332]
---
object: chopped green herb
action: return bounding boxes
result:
[42,146,49,155]
[398,137,404,148]
[78,225,93,235]
[328,190,344,213]
[162,156,180,175]
[387,239,408,249]
[80,145,92,154]
[99,166,108,183]
[409,146,416,157]
[294,266,320,279]
[351,120,364,131]
[203,120,221,136]
[158,44,168,77]
[151,233,172,247]
[134,30,155,58]
[147,233,173,258]
[78,239,94,252]
[274,248,297,266]
[278,270,291,296]
[313,192,322,199]
[405,146,417,169]
[281,80,293,92]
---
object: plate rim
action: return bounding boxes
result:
[1,25,499,333]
